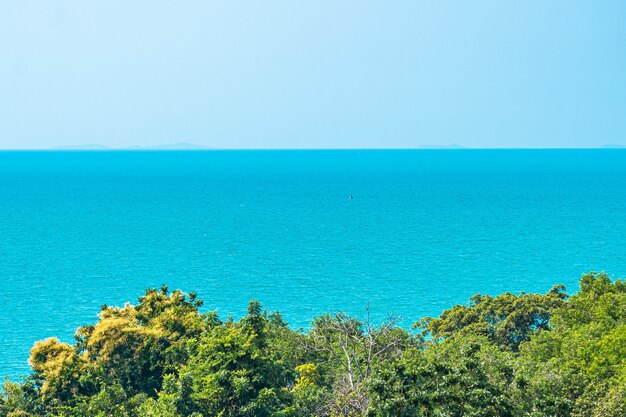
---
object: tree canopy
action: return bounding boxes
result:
[2,272,625,417]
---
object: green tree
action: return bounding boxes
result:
[182,301,292,417]
[3,272,626,417]
[369,334,516,417]
[416,285,567,351]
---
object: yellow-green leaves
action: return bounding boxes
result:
[29,338,84,401]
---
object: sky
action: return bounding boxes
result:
[1,1,625,149]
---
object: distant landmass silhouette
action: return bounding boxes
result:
[419,144,465,149]
[50,143,210,150]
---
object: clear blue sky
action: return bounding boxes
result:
[1,1,625,149]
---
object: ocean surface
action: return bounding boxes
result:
[1,149,626,378]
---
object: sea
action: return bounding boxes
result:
[1,149,626,379]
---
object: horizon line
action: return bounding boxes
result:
[0,146,625,151]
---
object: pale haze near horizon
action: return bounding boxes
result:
[1,1,625,150]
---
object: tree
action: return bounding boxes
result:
[4,272,626,417]
[369,334,516,417]
[182,301,292,417]
[306,309,413,416]
[416,285,567,351]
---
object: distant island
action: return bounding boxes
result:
[418,143,465,149]
[49,142,210,150]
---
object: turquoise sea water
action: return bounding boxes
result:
[1,149,626,378]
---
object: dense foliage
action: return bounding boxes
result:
[2,272,625,417]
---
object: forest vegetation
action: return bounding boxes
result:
[1,272,626,417]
